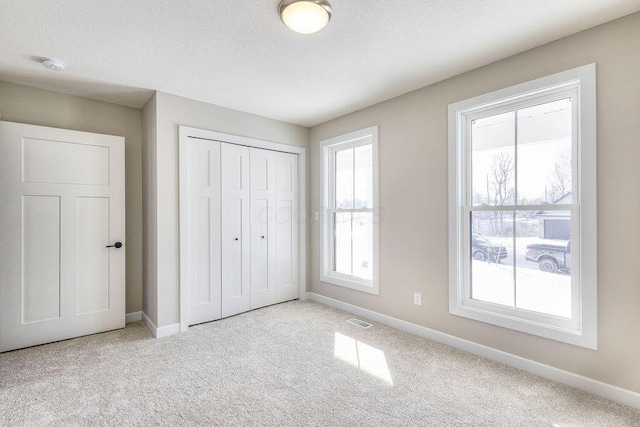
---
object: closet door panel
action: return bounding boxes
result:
[194,197,211,305]
[250,148,276,309]
[221,143,251,317]
[253,199,269,293]
[187,140,221,325]
[275,152,299,303]
[223,198,244,299]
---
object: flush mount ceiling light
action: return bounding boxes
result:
[279,0,332,34]
[42,58,66,71]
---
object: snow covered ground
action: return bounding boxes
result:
[471,260,571,318]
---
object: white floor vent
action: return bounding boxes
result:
[346,318,373,329]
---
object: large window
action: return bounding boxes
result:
[448,64,597,348]
[321,126,379,294]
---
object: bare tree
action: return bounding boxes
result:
[481,152,514,235]
[545,154,572,203]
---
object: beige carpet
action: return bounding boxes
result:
[1,300,638,426]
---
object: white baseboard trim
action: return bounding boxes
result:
[156,323,180,339]
[307,292,640,409]
[141,312,157,337]
[125,311,142,323]
[141,312,180,339]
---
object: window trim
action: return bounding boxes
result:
[321,126,379,295]
[448,64,597,349]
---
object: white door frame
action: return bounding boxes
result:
[178,126,307,332]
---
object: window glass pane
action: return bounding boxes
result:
[351,212,373,281]
[517,99,572,205]
[470,211,514,306]
[516,210,572,318]
[471,111,515,206]
[335,149,354,208]
[354,144,372,209]
[334,212,352,275]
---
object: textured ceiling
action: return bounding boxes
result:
[0,1,638,127]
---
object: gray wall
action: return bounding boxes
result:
[141,93,158,324]
[309,13,640,392]
[0,81,144,314]
[148,91,309,327]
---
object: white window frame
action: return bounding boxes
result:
[321,126,379,295]
[448,64,597,349]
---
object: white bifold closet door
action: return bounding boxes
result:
[221,143,252,318]
[249,149,299,308]
[274,152,299,303]
[185,139,222,325]
[250,148,277,309]
[185,139,299,326]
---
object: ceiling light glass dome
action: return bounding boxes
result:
[279,0,332,34]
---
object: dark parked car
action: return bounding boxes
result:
[525,240,570,273]
[471,234,508,262]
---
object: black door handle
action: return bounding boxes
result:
[106,242,123,248]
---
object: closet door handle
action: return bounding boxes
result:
[261,236,265,239]
[234,238,239,241]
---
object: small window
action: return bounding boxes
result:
[448,64,597,349]
[321,126,379,294]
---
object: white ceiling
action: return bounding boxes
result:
[0,1,638,127]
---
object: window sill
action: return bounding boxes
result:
[449,299,597,350]
[321,273,379,295]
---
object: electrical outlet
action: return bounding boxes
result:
[414,292,422,306]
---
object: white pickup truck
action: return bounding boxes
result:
[524,239,570,273]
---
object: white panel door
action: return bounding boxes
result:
[0,121,125,352]
[250,148,276,309]
[275,152,299,303]
[186,139,222,325]
[221,143,251,317]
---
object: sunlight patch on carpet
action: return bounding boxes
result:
[334,332,393,385]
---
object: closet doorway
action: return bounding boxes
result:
[178,127,306,331]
